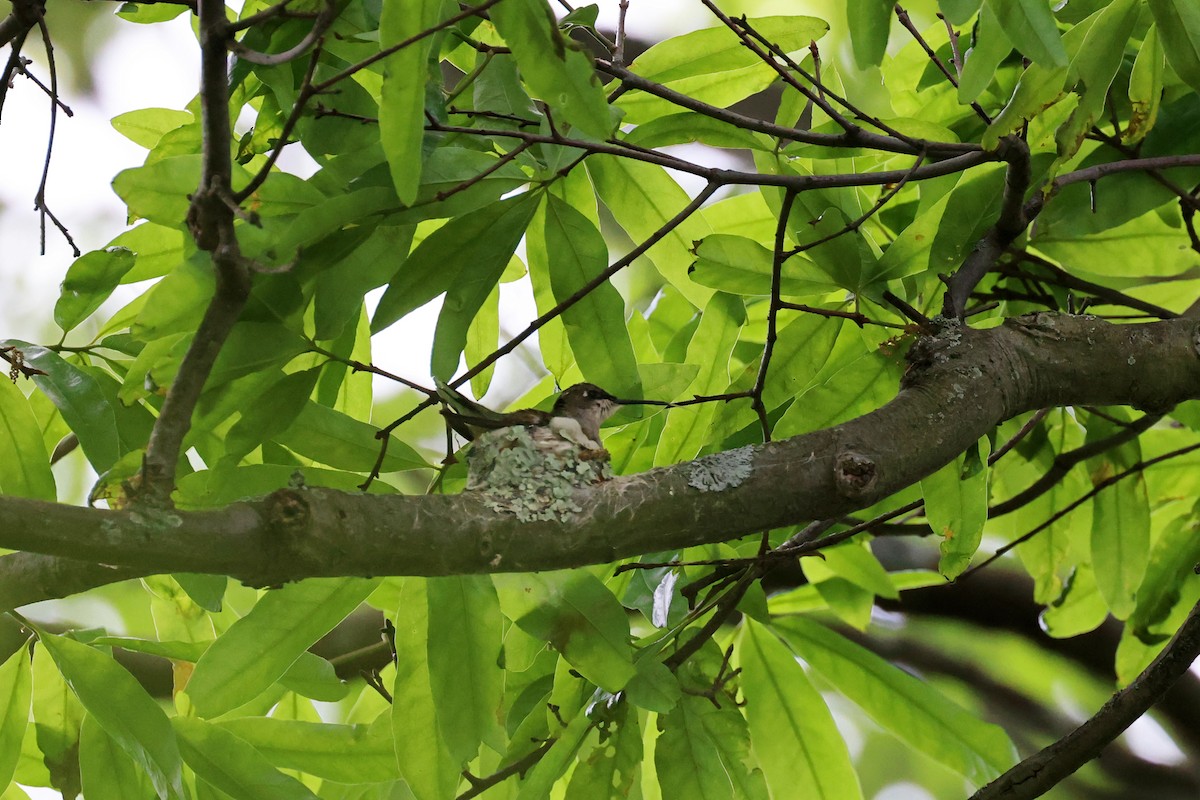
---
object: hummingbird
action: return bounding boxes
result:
[436,381,666,453]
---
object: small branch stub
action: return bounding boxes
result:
[834,451,877,498]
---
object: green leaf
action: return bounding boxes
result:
[36,633,186,799]
[426,576,503,763]
[773,617,1016,786]
[218,718,396,783]
[1052,0,1139,160]
[273,401,429,472]
[391,579,462,799]
[623,658,681,713]
[959,3,1013,103]
[174,716,319,800]
[490,0,619,139]
[922,437,991,579]
[628,16,828,83]
[109,222,188,283]
[185,578,377,718]
[54,247,137,333]
[848,0,894,69]
[656,695,769,800]
[655,292,745,464]
[586,156,713,307]
[1148,0,1200,93]
[377,0,452,204]
[277,652,349,703]
[431,195,540,378]
[1126,26,1165,144]
[373,194,536,335]
[1128,507,1200,642]
[688,234,837,298]
[535,195,641,397]
[494,571,636,692]
[0,643,31,790]
[802,542,898,600]
[225,368,322,462]
[514,709,591,800]
[1086,414,1149,619]
[112,155,202,226]
[0,377,55,501]
[1039,563,1108,638]
[941,0,983,26]
[79,715,155,800]
[564,702,641,800]
[985,0,1068,68]
[3,342,121,472]
[739,621,862,800]
[622,113,770,151]
[111,107,193,149]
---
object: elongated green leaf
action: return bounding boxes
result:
[1126,26,1165,144]
[0,378,55,501]
[1148,0,1200,93]
[378,0,452,203]
[36,633,185,800]
[564,703,641,800]
[1128,506,1200,641]
[985,0,1068,68]
[1053,0,1139,160]
[739,621,861,800]
[426,576,503,763]
[111,107,193,148]
[54,248,136,333]
[494,571,636,692]
[80,715,155,800]
[536,195,640,397]
[689,234,836,298]
[922,437,991,579]
[218,718,397,783]
[656,695,769,800]
[490,0,618,139]
[373,194,535,335]
[31,640,83,797]
[0,643,31,790]
[801,542,898,600]
[392,579,462,799]
[2,342,121,472]
[586,156,713,307]
[225,368,322,462]
[186,578,377,718]
[273,400,429,472]
[629,16,827,83]
[848,0,894,69]
[773,617,1016,786]
[655,292,745,464]
[514,709,591,800]
[431,195,539,378]
[174,716,318,800]
[959,3,1013,103]
[1086,416,1149,620]
[1040,563,1108,638]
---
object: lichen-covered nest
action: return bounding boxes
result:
[467,426,612,521]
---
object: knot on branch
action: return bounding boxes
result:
[268,488,311,531]
[833,451,877,498]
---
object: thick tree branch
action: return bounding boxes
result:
[971,596,1200,800]
[1,315,1198,611]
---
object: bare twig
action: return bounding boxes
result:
[971,596,1200,799]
